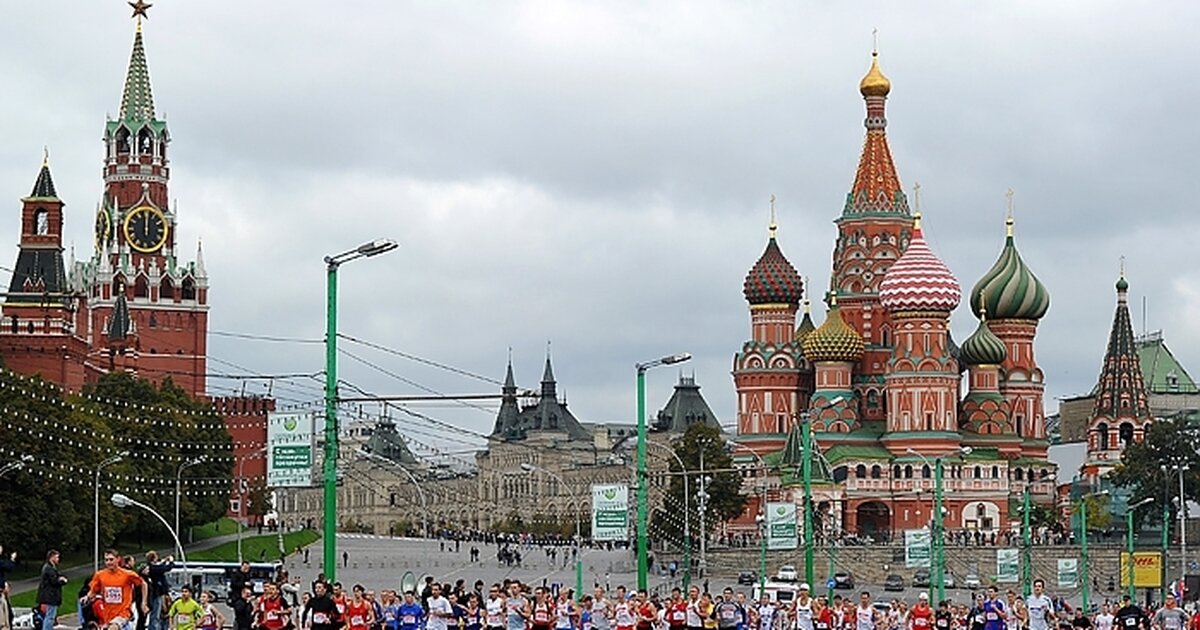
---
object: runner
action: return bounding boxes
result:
[636,590,658,630]
[505,583,530,630]
[909,594,933,630]
[794,585,814,630]
[854,592,879,630]
[687,587,705,630]
[1114,595,1147,630]
[486,585,506,630]
[1027,581,1055,630]
[397,592,423,630]
[813,598,832,630]
[427,583,455,630]
[306,582,342,630]
[256,581,292,630]
[343,585,374,630]
[667,588,688,630]
[89,548,149,630]
[983,587,1008,630]
[593,587,613,630]
[933,601,951,630]
[1153,595,1187,630]
[465,593,485,630]
[1004,591,1025,630]
[753,594,777,630]
[714,589,743,630]
[555,591,575,630]
[196,591,224,630]
[167,586,202,630]
[615,588,636,630]
[1095,604,1114,630]
[531,587,555,630]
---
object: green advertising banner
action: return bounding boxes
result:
[766,502,798,550]
[905,529,931,568]
[592,484,629,541]
[1057,558,1079,588]
[267,412,313,487]
[996,549,1019,583]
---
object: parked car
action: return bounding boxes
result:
[833,571,855,589]
[738,571,757,585]
[963,571,981,589]
[884,574,905,591]
[912,569,931,587]
[943,572,957,589]
[776,565,798,582]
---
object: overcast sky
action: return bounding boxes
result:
[2,2,1198,466]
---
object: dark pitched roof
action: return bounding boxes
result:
[107,294,132,341]
[1090,277,1152,423]
[5,249,68,304]
[29,164,57,199]
[653,375,721,433]
[365,420,421,468]
[492,354,590,442]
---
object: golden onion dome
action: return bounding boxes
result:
[802,294,865,363]
[859,52,891,98]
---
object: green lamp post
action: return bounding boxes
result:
[907,446,971,604]
[1127,497,1154,603]
[635,353,691,591]
[1079,488,1108,612]
[322,238,397,580]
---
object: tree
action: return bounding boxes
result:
[1109,414,1200,528]
[650,423,748,550]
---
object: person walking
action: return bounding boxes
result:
[36,550,68,630]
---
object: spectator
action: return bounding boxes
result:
[36,550,68,630]
[142,551,176,630]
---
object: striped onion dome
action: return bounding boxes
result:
[743,234,804,306]
[959,316,1007,366]
[802,294,865,363]
[879,214,961,313]
[794,300,817,344]
[969,217,1050,320]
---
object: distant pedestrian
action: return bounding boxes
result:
[36,550,68,630]
[304,548,311,564]
[343,551,349,568]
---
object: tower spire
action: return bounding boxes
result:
[768,194,777,239]
[846,45,904,217]
[119,8,156,124]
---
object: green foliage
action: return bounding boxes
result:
[0,370,234,559]
[1110,414,1200,528]
[650,423,748,549]
[1083,494,1113,530]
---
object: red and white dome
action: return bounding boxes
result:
[879,215,961,313]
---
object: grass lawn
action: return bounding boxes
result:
[11,576,88,615]
[189,517,243,542]
[188,530,319,562]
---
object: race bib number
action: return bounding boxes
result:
[104,587,122,604]
[987,614,998,622]
[721,611,736,622]
[177,615,193,624]
[267,611,279,621]
[404,616,417,625]
[674,612,686,622]
[975,616,985,624]
[1124,620,1136,628]
[352,616,365,626]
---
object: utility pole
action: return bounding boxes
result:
[697,445,709,581]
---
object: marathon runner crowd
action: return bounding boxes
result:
[5,542,1200,630]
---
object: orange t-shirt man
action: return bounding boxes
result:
[90,552,147,628]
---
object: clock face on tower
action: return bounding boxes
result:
[94,208,111,250]
[122,205,168,253]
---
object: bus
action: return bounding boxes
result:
[164,562,282,601]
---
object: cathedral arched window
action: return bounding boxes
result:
[921,465,931,479]
[973,466,982,479]
[1119,422,1134,447]
[34,209,49,235]
[892,465,901,479]
[1014,469,1024,481]
[991,466,999,479]
[870,465,881,479]
[115,127,131,155]
[855,464,866,478]
[904,465,913,479]
[1097,423,1109,450]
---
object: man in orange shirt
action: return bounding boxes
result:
[89,549,149,630]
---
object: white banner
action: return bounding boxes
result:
[267,412,314,487]
[1057,558,1079,588]
[766,502,798,550]
[905,529,931,568]
[996,549,1019,583]
[592,484,629,541]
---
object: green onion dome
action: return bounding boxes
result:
[794,300,817,344]
[959,316,1007,366]
[969,217,1050,320]
[802,294,865,363]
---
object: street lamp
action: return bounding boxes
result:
[1127,497,1154,602]
[521,463,583,598]
[1169,464,1190,598]
[323,238,397,580]
[905,446,971,604]
[238,447,268,563]
[358,449,429,537]
[727,439,769,591]
[0,454,32,477]
[175,455,206,546]
[95,451,129,573]
[635,352,691,591]
[799,396,844,587]
[1078,488,1109,612]
[112,493,187,569]
[645,441,690,589]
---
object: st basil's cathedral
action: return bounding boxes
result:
[730,52,1056,540]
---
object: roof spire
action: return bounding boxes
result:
[119,6,157,124]
[768,194,777,239]
[1005,188,1015,238]
[912,182,923,231]
[29,151,58,199]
